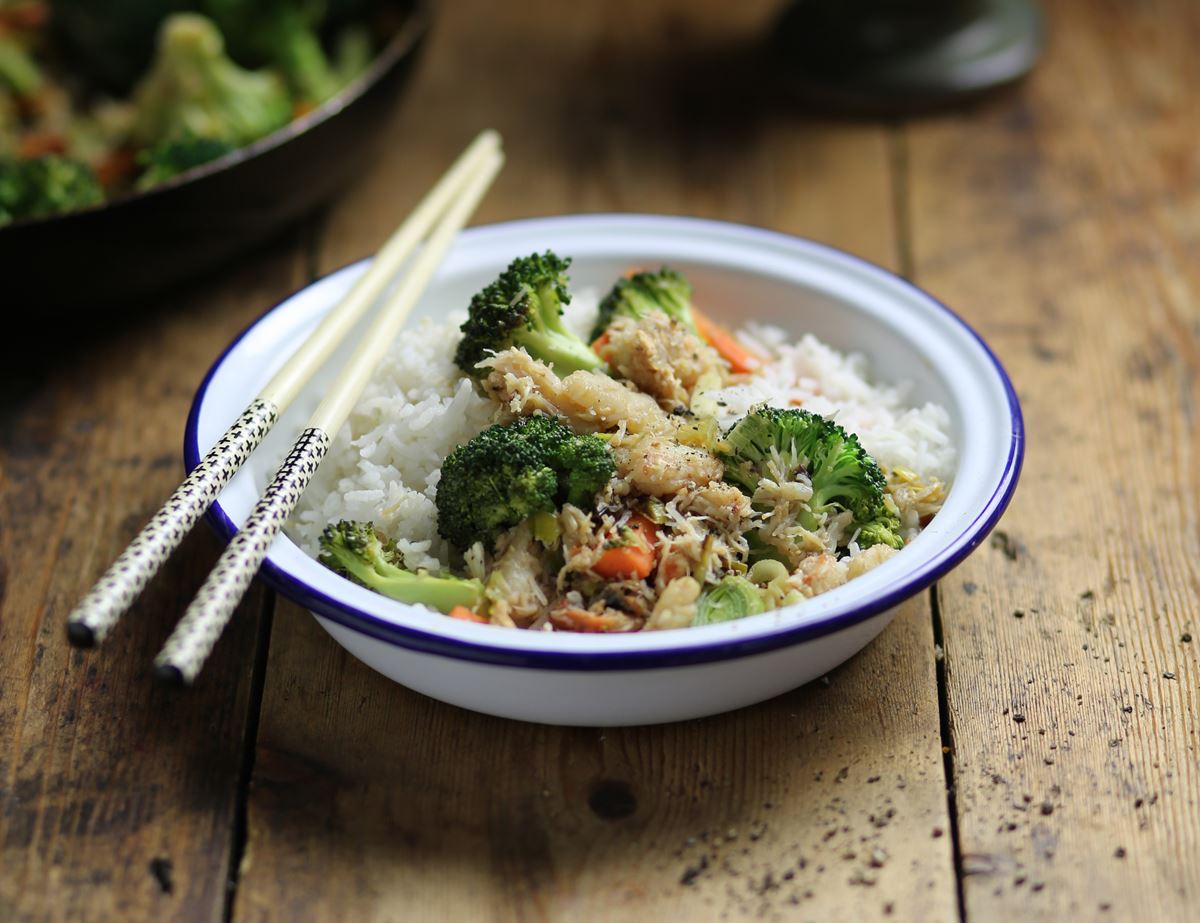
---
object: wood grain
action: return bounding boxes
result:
[235,598,955,923]
[234,1,956,920]
[0,244,307,922]
[905,0,1200,918]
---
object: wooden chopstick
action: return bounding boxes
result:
[66,130,502,649]
[153,146,506,685]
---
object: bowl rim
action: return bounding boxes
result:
[185,213,1024,671]
[0,0,430,232]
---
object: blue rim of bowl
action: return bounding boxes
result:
[185,214,1024,671]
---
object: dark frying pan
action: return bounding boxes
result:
[0,1,430,311]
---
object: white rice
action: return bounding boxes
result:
[288,292,956,568]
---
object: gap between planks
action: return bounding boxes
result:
[888,122,969,923]
[222,214,325,923]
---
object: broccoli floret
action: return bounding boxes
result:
[719,406,904,550]
[693,575,767,626]
[329,24,373,87]
[130,13,292,148]
[136,135,236,189]
[318,520,485,613]
[436,415,615,551]
[590,267,699,342]
[454,251,606,378]
[204,0,344,105]
[0,156,104,225]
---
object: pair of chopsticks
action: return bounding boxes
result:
[66,130,505,684]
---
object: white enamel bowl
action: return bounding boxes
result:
[187,215,1023,726]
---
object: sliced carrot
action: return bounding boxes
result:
[17,131,65,158]
[592,513,659,581]
[692,307,763,374]
[591,330,611,352]
[448,605,487,623]
[95,147,138,188]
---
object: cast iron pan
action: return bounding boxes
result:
[0,1,429,311]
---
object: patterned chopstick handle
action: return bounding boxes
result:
[154,427,331,684]
[67,398,280,647]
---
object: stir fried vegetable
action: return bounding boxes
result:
[312,261,943,632]
[0,0,382,223]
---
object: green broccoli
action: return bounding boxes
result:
[719,406,904,550]
[436,414,615,551]
[204,0,344,105]
[590,267,699,342]
[693,575,767,626]
[318,520,485,613]
[0,33,42,97]
[329,24,373,87]
[454,251,606,378]
[136,135,236,189]
[130,13,292,148]
[0,156,104,225]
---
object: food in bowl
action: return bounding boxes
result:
[0,1,389,224]
[290,251,956,633]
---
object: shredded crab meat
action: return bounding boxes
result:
[481,348,675,435]
[886,465,948,531]
[609,432,724,497]
[785,543,899,599]
[484,521,548,628]
[597,314,727,409]
[645,576,701,631]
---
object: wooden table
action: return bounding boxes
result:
[3,1,1197,920]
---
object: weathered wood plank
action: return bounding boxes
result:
[0,245,307,922]
[236,597,955,923]
[234,1,957,920]
[906,0,1200,918]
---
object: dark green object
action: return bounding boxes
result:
[136,136,237,188]
[719,406,903,549]
[318,520,485,612]
[204,0,343,103]
[454,251,606,378]
[772,0,1044,113]
[436,415,615,552]
[0,156,103,226]
[590,267,699,343]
